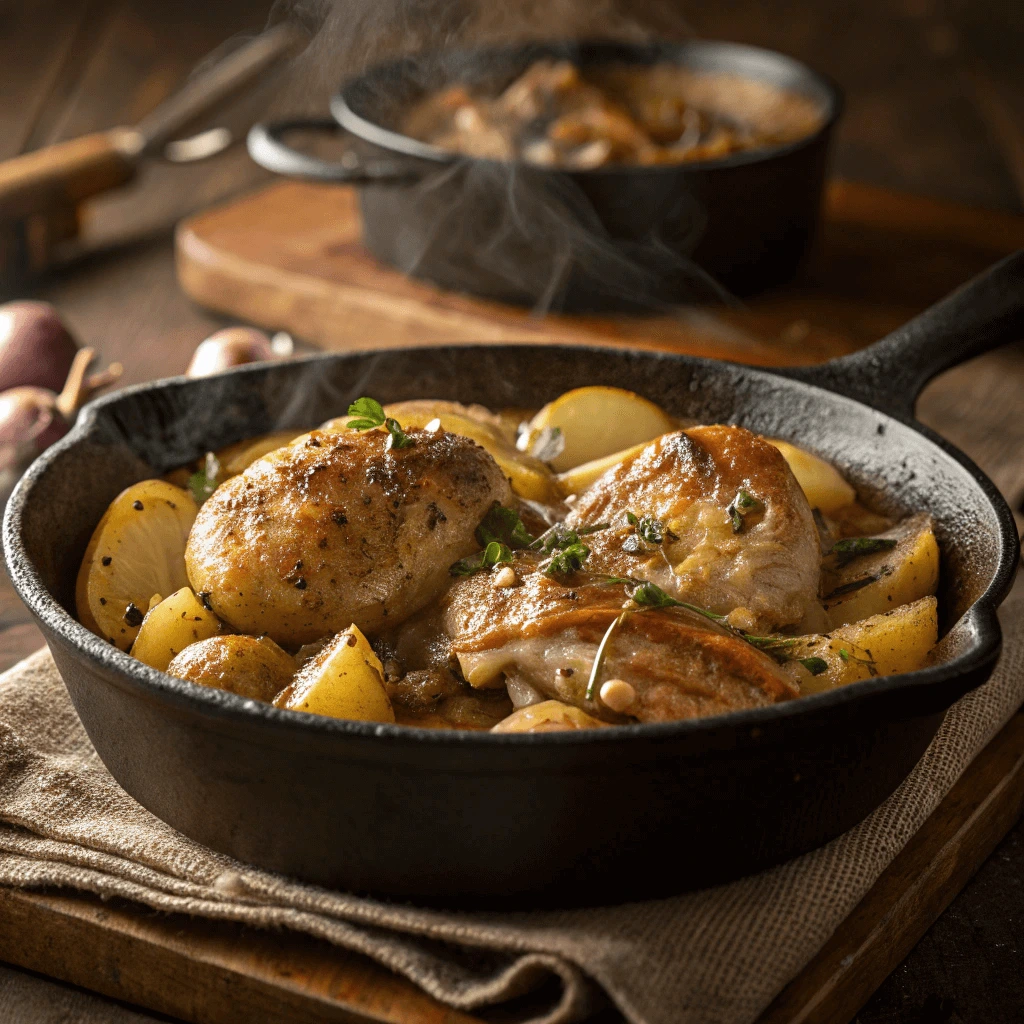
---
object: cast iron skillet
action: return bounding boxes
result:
[247,39,842,310]
[4,253,1023,908]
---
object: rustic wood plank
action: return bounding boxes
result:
[0,887,485,1024]
[758,711,1024,1024]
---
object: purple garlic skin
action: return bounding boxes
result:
[0,301,78,394]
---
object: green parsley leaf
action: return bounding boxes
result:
[828,537,897,567]
[799,657,828,676]
[346,396,386,430]
[383,417,414,450]
[449,541,514,577]
[727,488,763,533]
[543,542,591,576]
[476,505,534,549]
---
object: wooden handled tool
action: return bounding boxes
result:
[0,22,306,289]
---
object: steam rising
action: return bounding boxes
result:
[264,1,726,312]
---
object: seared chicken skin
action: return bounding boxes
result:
[186,427,510,645]
[392,562,798,724]
[567,426,821,632]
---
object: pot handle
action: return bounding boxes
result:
[785,249,1024,420]
[247,119,419,184]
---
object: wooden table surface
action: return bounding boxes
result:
[1,1,1023,1021]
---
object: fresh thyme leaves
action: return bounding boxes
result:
[476,505,534,549]
[837,646,878,675]
[544,542,591,576]
[628,580,683,610]
[530,521,609,554]
[529,426,565,462]
[188,451,221,505]
[585,611,630,700]
[838,648,850,661]
[823,574,880,601]
[799,657,828,676]
[346,396,414,450]
[828,537,898,567]
[727,488,762,534]
[623,511,670,552]
[449,541,513,577]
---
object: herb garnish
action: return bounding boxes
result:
[544,542,591,576]
[622,511,674,553]
[837,646,878,675]
[827,537,897,567]
[823,574,880,601]
[799,657,828,676]
[449,541,513,577]
[727,488,763,533]
[529,521,610,554]
[346,396,414,450]
[188,451,221,505]
[476,505,533,549]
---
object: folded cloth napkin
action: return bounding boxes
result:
[0,583,1022,1024]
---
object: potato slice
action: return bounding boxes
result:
[275,624,395,723]
[554,440,651,497]
[76,480,198,651]
[524,386,674,472]
[767,439,856,514]
[784,596,938,695]
[491,700,608,733]
[130,587,221,672]
[168,634,296,702]
[822,513,939,628]
[217,431,305,477]
[388,401,558,503]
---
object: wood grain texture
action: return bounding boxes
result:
[174,178,1024,369]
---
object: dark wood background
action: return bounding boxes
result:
[0,1,1022,1021]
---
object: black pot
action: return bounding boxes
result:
[248,39,842,311]
[4,254,1022,908]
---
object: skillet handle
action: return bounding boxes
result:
[788,249,1024,420]
[247,119,419,184]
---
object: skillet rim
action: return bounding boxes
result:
[3,345,1018,749]
[330,37,845,179]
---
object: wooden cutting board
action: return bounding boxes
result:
[174,178,1024,366]
[2,706,1023,1024]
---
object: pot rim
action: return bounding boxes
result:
[3,345,1016,751]
[329,36,845,177]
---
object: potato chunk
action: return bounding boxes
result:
[130,587,221,671]
[524,386,674,472]
[76,480,198,650]
[274,624,395,723]
[822,513,939,628]
[491,700,608,733]
[554,440,651,497]
[767,439,856,514]
[168,634,296,702]
[784,596,938,694]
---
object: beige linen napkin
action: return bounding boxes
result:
[1,583,1022,1024]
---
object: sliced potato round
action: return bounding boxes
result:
[386,401,558,503]
[217,430,305,477]
[130,587,221,672]
[275,624,395,723]
[554,440,652,497]
[491,700,608,733]
[168,634,296,702]
[524,386,674,472]
[767,439,856,514]
[76,480,198,651]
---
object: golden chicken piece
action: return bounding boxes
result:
[422,563,798,724]
[185,427,510,645]
[567,426,822,633]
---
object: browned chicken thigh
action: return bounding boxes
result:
[567,425,822,632]
[186,427,510,645]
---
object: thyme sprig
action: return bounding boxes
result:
[622,511,675,553]
[476,505,534,549]
[346,396,414,450]
[188,451,221,505]
[529,521,609,577]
